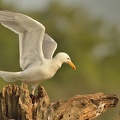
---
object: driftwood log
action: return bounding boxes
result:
[0,83,118,120]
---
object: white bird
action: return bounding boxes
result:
[0,10,76,94]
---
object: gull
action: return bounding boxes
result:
[0,10,76,94]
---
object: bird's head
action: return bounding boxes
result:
[55,52,76,70]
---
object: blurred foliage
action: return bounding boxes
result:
[0,1,120,120]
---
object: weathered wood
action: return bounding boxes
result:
[0,83,118,120]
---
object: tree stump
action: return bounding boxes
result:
[0,83,118,120]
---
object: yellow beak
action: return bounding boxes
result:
[67,61,76,70]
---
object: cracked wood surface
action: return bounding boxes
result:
[0,83,118,120]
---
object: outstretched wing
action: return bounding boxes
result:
[43,33,57,59]
[0,10,45,70]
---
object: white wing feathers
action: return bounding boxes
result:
[0,10,45,70]
[0,10,57,70]
[43,34,57,59]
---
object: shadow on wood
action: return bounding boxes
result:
[0,83,118,120]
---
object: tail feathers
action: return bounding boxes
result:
[0,71,20,82]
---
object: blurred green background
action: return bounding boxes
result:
[0,0,120,119]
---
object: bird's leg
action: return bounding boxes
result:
[30,84,39,104]
[31,84,38,95]
[32,89,35,95]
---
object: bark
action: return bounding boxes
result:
[0,83,118,120]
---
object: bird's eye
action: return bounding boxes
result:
[67,57,70,60]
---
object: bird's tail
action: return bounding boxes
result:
[0,71,20,82]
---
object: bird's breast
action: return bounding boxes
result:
[21,65,56,83]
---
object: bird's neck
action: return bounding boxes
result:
[52,56,63,70]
